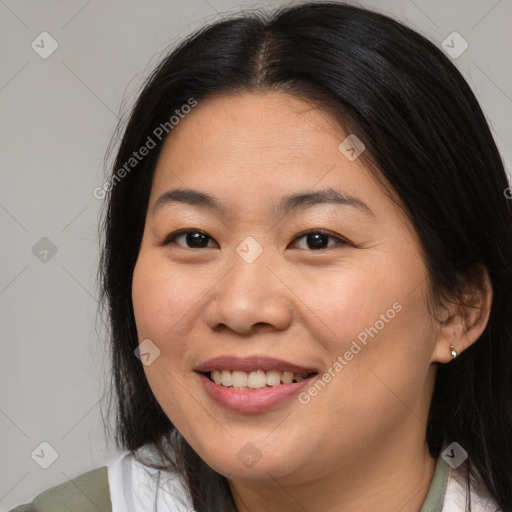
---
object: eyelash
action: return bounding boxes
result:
[159,228,348,251]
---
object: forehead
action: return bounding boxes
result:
[165,92,344,158]
[149,92,404,227]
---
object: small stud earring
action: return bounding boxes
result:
[450,345,458,359]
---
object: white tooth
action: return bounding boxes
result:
[248,370,267,389]
[212,370,222,385]
[232,371,248,388]
[221,370,232,387]
[294,374,304,382]
[280,371,293,384]
[266,370,281,386]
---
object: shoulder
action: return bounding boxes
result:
[8,466,111,512]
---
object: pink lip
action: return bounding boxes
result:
[194,355,317,373]
[195,356,319,413]
[198,373,316,413]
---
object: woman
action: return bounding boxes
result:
[10,2,511,511]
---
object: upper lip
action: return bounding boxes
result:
[194,356,318,374]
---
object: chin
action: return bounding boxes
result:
[194,437,311,483]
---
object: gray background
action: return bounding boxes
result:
[1,0,510,509]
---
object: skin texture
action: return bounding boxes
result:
[131,92,492,512]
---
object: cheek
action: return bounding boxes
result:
[131,253,201,426]
[304,256,436,398]
[132,253,197,343]
[131,252,200,402]
[317,285,436,427]
[299,262,408,353]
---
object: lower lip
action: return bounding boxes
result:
[198,373,315,413]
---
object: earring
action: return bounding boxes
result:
[450,345,458,359]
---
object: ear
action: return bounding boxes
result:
[431,265,493,364]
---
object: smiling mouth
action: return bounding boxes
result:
[206,369,318,389]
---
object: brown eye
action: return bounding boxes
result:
[291,230,347,250]
[161,229,218,249]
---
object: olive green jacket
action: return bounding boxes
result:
[8,467,111,512]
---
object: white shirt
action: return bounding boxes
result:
[107,445,500,512]
[443,464,500,511]
[108,445,194,512]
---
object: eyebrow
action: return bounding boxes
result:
[152,187,375,217]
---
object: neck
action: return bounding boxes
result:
[229,438,437,512]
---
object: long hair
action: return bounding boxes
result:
[99,3,512,510]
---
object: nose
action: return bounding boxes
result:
[202,247,293,336]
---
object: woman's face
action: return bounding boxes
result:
[132,91,441,486]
